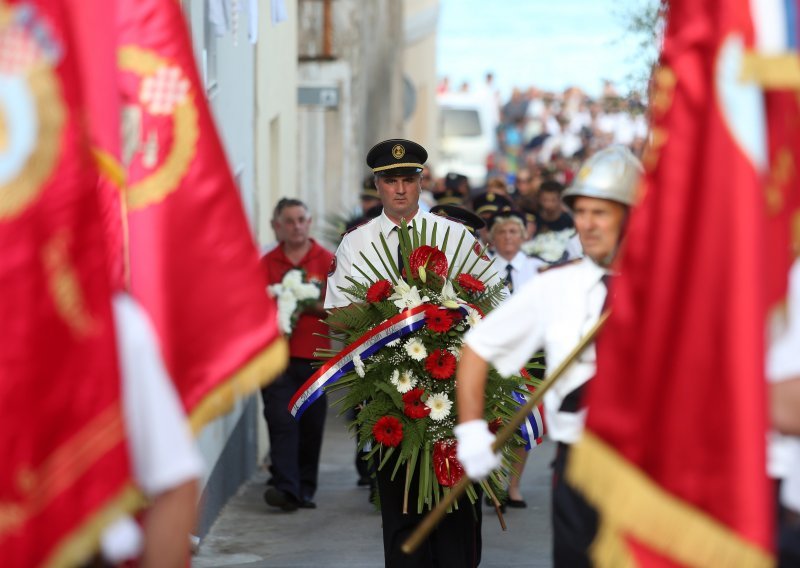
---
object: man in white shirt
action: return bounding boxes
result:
[101,294,204,567]
[486,209,546,507]
[325,138,497,568]
[453,146,643,567]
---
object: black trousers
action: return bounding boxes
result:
[261,358,327,502]
[552,442,598,568]
[376,454,482,568]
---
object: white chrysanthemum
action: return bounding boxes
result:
[386,338,402,347]
[390,369,417,393]
[404,338,428,361]
[296,282,320,301]
[277,295,297,334]
[389,281,430,310]
[465,306,482,327]
[352,353,365,378]
[425,392,452,421]
[282,269,304,291]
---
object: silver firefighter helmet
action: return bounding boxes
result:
[562,145,643,210]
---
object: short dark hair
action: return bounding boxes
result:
[273,197,307,220]
[539,180,565,195]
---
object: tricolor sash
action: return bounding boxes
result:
[289,305,429,418]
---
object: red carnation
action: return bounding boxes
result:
[457,273,486,294]
[408,245,448,278]
[424,305,459,333]
[373,415,403,447]
[425,349,457,380]
[402,388,431,419]
[366,279,392,302]
[488,418,503,434]
[433,439,465,487]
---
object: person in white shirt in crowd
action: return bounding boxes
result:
[452,146,643,567]
[325,138,498,568]
[486,209,546,508]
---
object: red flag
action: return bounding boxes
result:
[566,1,775,566]
[115,0,287,428]
[64,0,128,291]
[0,2,134,565]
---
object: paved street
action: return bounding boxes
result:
[193,410,553,568]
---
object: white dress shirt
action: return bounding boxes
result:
[492,250,546,294]
[464,257,608,443]
[325,209,500,309]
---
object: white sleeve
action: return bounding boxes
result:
[768,260,800,382]
[781,439,800,512]
[464,278,546,377]
[324,235,358,309]
[113,294,204,497]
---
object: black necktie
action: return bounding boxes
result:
[504,263,514,294]
[559,273,612,413]
[392,226,404,273]
[600,273,613,312]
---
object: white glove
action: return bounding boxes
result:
[454,419,501,481]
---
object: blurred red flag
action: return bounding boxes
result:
[566,0,778,566]
[115,0,287,428]
[0,1,133,565]
[64,0,128,291]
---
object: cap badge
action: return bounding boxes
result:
[392,144,405,159]
[487,193,495,202]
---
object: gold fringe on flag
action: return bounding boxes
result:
[189,337,289,434]
[43,484,144,568]
[566,432,773,568]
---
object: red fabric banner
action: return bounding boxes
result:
[566,0,775,566]
[0,1,133,565]
[64,0,128,291]
[116,0,286,428]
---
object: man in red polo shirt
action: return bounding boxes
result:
[260,198,334,511]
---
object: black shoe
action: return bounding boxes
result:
[298,499,317,509]
[264,488,299,512]
[506,498,527,509]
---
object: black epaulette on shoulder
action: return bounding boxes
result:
[537,257,582,273]
[341,216,373,237]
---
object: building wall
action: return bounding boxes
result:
[403,0,440,160]
[182,0,298,535]
[255,0,299,247]
[297,0,405,247]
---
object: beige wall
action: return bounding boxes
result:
[255,0,299,247]
[403,0,440,161]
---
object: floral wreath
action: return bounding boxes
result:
[316,219,539,516]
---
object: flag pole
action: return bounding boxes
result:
[401,310,611,555]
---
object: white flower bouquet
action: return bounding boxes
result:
[268,269,321,336]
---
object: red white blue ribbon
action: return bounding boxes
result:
[512,390,545,450]
[289,305,429,419]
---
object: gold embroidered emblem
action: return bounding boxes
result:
[0,5,66,221]
[392,144,405,159]
[118,46,199,210]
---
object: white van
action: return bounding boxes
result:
[436,92,498,189]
